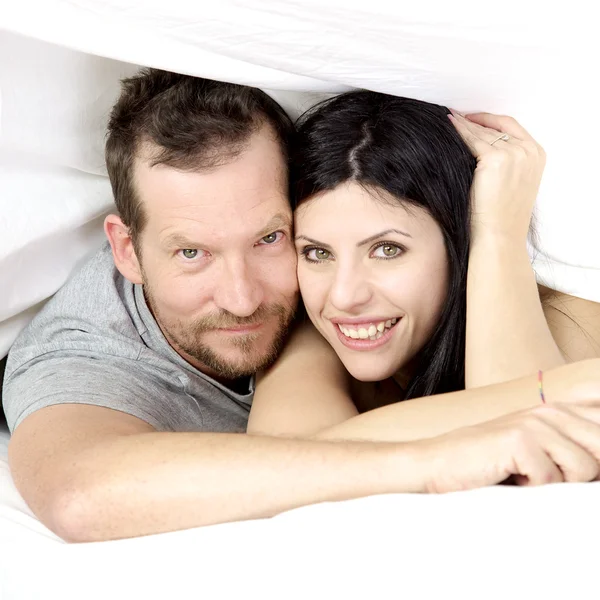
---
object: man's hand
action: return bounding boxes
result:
[10,376,600,542]
[421,403,600,493]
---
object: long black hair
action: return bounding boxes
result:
[291,91,476,398]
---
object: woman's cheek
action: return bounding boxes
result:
[297,266,325,313]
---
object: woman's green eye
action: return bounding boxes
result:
[372,244,402,259]
[182,249,198,259]
[305,248,331,261]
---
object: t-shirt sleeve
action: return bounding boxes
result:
[3,353,188,433]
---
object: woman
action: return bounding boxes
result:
[248,91,600,448]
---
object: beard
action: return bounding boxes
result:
[144,285,297,380]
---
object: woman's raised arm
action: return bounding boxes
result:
[450,111,600,387]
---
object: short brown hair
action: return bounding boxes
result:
[105,68,293,248]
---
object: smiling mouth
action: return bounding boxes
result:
[336,318,399,341]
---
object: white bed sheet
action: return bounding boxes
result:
[1,427,599,600]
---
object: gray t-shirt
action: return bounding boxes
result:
[2,243,254,433]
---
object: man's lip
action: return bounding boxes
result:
[328,316,400,325]
[216,323,263,334]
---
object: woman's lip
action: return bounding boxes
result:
[329,316,399,325]
[332,320,399,351]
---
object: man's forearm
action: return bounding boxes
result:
[465,233,564,388]
[47,432,424,542]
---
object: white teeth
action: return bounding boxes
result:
[338,318,399,341]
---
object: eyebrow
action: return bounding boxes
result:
[356,228,412,246]
[162,233,200,249]
[295,228,412,248]
[255,213,292,238]
[162,213,292,249]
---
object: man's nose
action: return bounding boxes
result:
[213,257,264,317]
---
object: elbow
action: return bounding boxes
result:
[11,469,112,543]
[46,486,112,543]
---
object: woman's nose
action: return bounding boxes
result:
[328,264,372,312]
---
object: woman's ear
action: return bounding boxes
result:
[104,214,143,284]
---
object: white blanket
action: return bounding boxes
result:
[1,0,599,357]
[1,428,599,599]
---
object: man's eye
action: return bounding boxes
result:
[258,231,284,245]
[180,249,199,259]
[304,247,332,262]
[371,243,403,259]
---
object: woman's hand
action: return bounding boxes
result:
[448,111,546,243]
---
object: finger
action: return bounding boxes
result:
[453,111,525,147]
[463,113,533,142]
[451,111,518,150]
[537,405,600,474]
[447,114,492,158]
[532,416,599,483]
[511,429,564,486]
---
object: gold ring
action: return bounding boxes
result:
[490,133,510,146]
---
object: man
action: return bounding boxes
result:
[3,69,600,543]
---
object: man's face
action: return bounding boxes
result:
[134,127,298,380]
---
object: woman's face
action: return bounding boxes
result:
[295,182,449,382]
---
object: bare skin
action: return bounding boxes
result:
[249,112,600,440]
[9,111,600,544]
[9,360,600,542]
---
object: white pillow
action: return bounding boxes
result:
[0,32,139,356]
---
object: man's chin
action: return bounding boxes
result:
[214,349,277,376]
[206,359,272,381]
[171,316,292,379]
[182,343,278,380]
